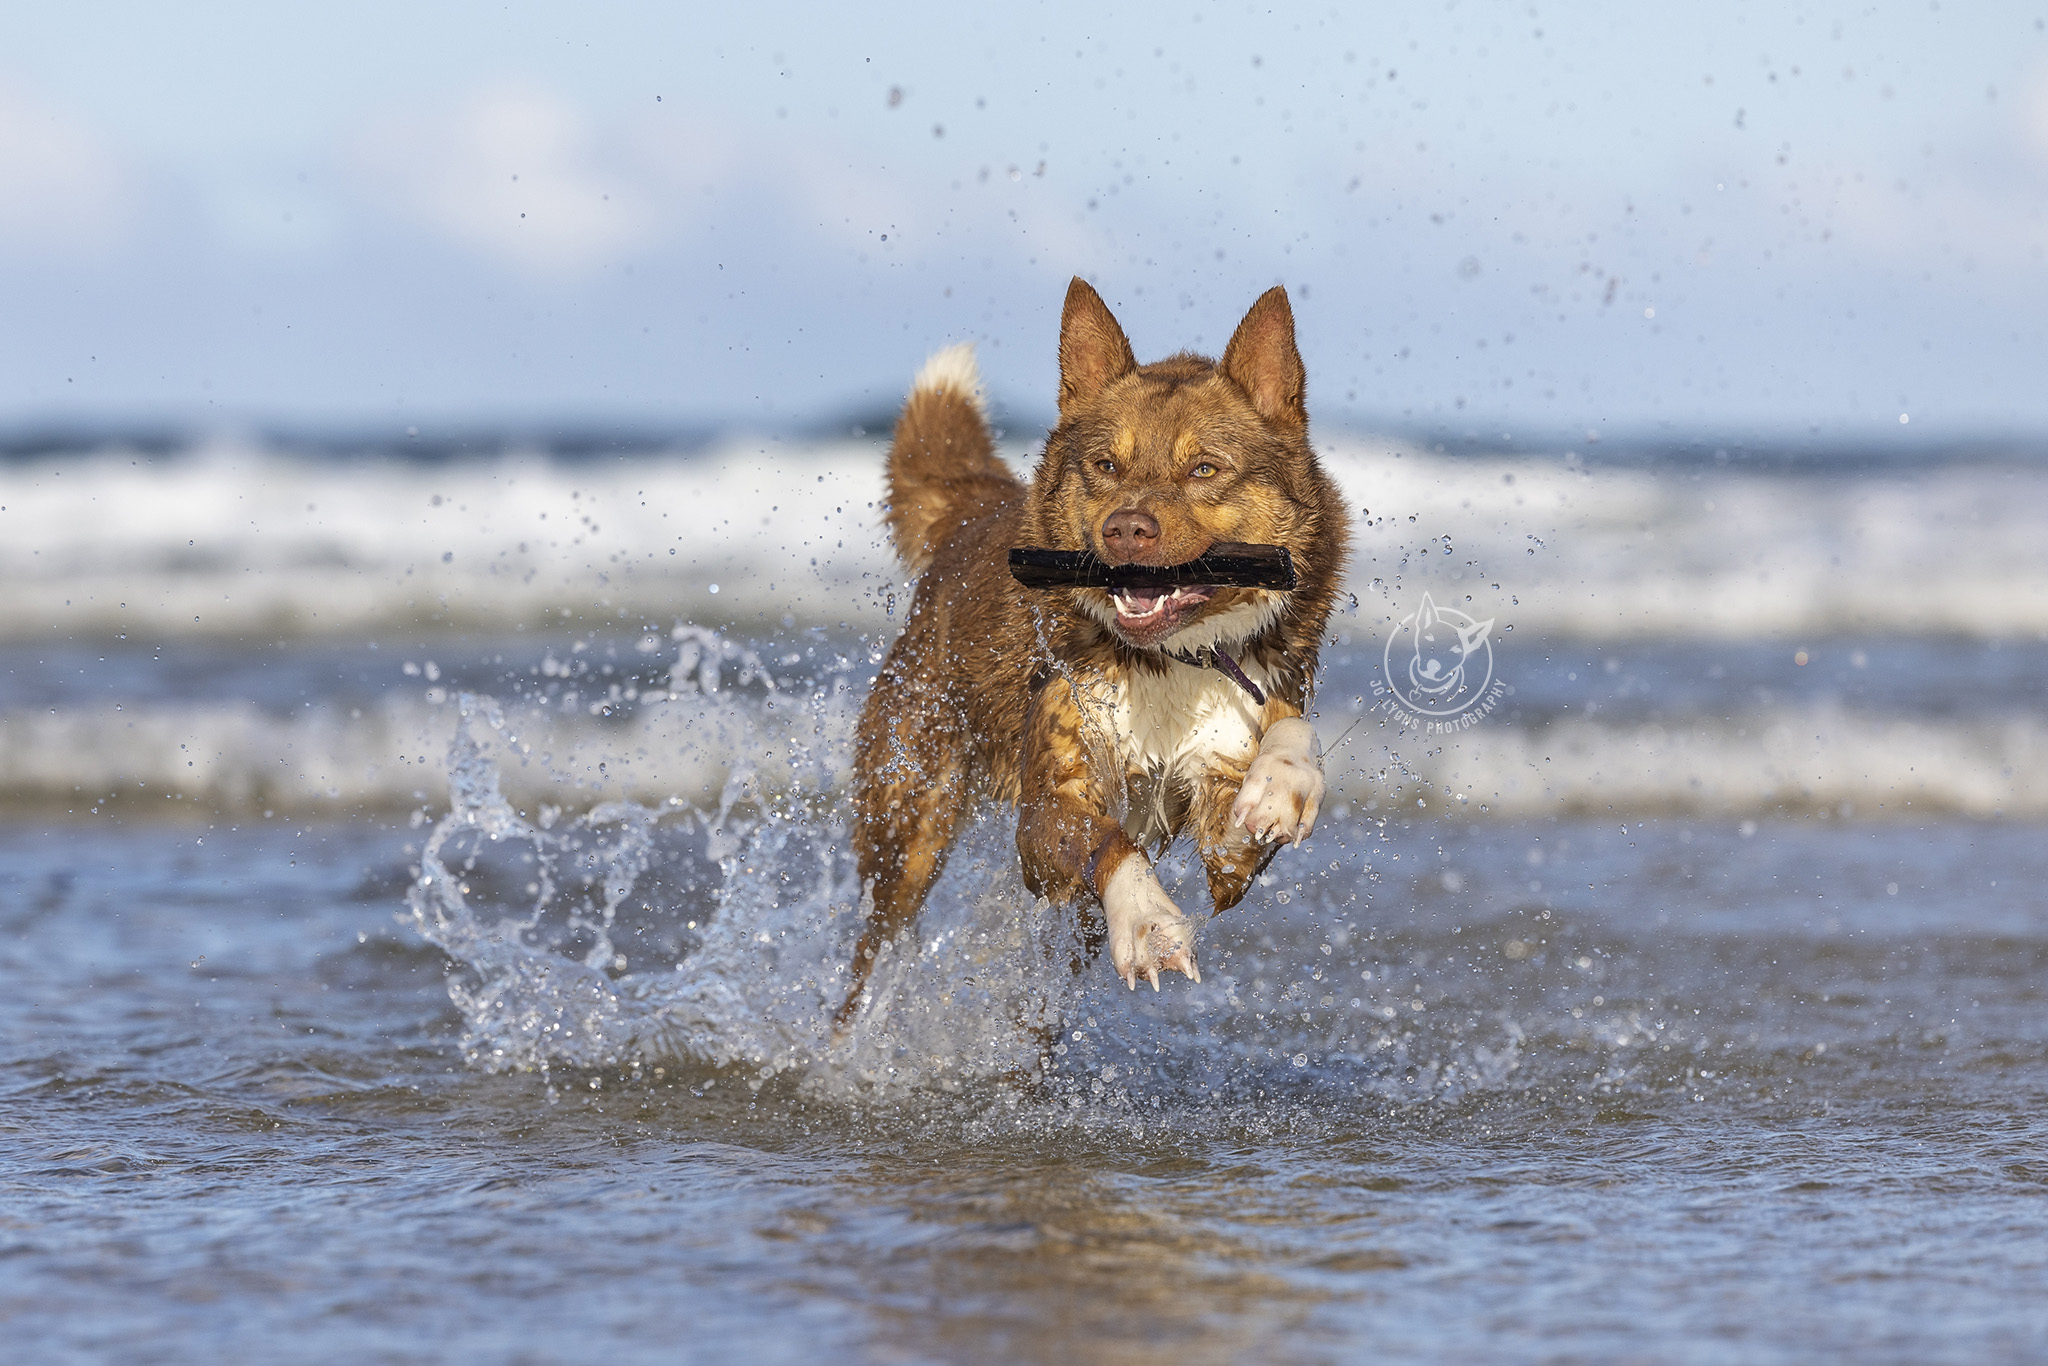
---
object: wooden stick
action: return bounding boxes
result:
[1007,542,1297,591]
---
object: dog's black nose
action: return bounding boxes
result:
[1100,508,1160,561]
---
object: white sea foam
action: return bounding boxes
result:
[0,436,899,641]
[3,436,2047,642]
[1320,705,2048,820]
[0,625,856,816]
[1322,445,2048,641]
[12,674,2046,821]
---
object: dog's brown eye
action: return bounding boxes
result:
[1190,461,1219,479]
[1096,459,1117,475]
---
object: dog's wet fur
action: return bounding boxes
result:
[835,279,1349,1030]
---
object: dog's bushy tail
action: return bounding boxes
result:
[884,344,1019,575]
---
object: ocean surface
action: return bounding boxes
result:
[4,435,2047,1362]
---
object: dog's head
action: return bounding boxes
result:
[1023,279,1336,652]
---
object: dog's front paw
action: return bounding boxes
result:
[1100,856,1201,991]
[1232,716,1324,847]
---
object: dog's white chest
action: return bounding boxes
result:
[1111,665,1262,770]
[1084,663,1265,842]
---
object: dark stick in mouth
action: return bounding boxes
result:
[1008,542,1297,592]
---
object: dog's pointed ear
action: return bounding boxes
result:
[1058,277,1137,420]
[1220,286,1306,429]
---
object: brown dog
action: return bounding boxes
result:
[834,279,1349,1031]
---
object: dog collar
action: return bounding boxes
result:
[1168,644,1266,705]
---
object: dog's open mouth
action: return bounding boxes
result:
[1109,582,1216,641]
[1007,543,1294,648]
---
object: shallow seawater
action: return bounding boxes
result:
[7,810,2046,1363]
[7,443,2048,1361]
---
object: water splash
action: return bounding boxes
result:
[666,622,779,698]
[403,626,1558,1118]
[404,629,1087,1095]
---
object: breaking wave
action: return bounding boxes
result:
[5,436,2048,643]
[15,673,2048,820]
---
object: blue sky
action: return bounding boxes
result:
[4,1,2046,440]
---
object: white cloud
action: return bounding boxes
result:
[345,81,1050,285]
[0,83,129,251]
[354,85,656,276]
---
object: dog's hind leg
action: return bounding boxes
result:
[833,687,970,1034]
